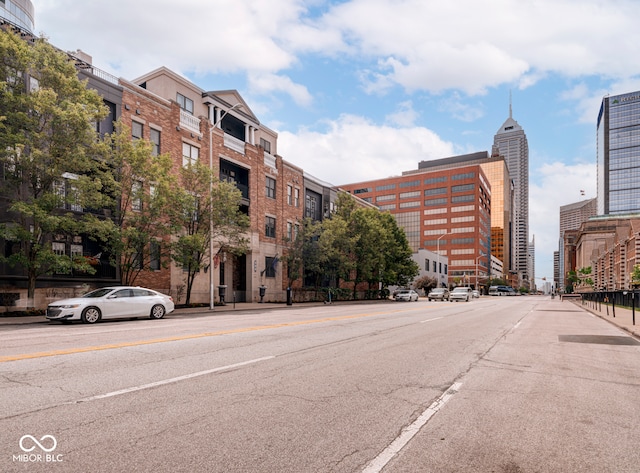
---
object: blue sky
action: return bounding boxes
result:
[35,0,640,284]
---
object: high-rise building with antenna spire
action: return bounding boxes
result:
[493,96,530,288]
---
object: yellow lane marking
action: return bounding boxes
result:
[0,308,416,363]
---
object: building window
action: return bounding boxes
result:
[265,216,276,238]
[132,121,143,140]
[452,184,475,193]
[132,244,144,270]
[132,181,143,211]
[306,193,319,219]
[150,241,160,271]
[177,93,194,114]
[287,185,293,205]
[452,172,475,181]
[265,256,277,278]
[287,222,293,240]
[353,188,371,194]
[425,258,430,271]
[451,194,474,203]
[150,128,160,156]
[424,198,447,206]
[260,138,271,153]
[266,176,276,199]
[376,184,396,191]
[54,174,82,212]
[294,188,300,207]
[424,187,447,196]
[424,176,447,185]
[182,143,199,167]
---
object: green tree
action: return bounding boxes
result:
[578,266,593,287]
[414,275,437,294]
[0,31,108,306]
[280,218,321,289]
[92,120,178,285]
[170,161,249,305]
[565,270,579,294]
[321,193,418,299]
[631,264,640,287]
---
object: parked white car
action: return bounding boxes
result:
[449,287,472,302]
[46,286,175,324]
[394,289,419,302]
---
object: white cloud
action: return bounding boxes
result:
[36,0,640,103]
[277,115,453,185]
[248,73,313,107]
[319,0,640,95]
[385,101,418,127]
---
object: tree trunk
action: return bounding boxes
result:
[27,271,36,309]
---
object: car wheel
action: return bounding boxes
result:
[81,307,101,324]
[150,304,166,319]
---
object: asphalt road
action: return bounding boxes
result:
[1,296,639,472]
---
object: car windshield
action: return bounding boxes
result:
[452,288,468,292]
[82,288,115,298]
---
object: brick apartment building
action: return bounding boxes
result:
[340,164,492,289]
[118,66,327,304]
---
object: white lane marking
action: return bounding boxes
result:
[76,356,275,403]
[421,317,444,323]
[362,381,463,473]
[513,321,522,329]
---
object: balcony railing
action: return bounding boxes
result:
[224,134,245,154]
[264,152,277,173]
[180,110,202,135]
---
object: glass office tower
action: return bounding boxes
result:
[0,0,34,34]
[597,91,640,216]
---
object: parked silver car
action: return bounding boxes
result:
[46,286,175,324]
[428,288,450,301]
[449,287,472,302]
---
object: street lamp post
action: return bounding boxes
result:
[436,232,451,288]
[475,254,484,291]
[209,103,243,310]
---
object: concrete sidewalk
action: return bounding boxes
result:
[570,297,640,338]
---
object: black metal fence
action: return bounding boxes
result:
[580,290,638,325]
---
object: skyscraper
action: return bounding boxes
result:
[597,91,640,216]
[493,102,529,287]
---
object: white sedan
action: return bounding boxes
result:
[394,289,419,302]
[46,286,175,324]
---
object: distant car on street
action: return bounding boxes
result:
[46,286,175,324]
[394,289,419,302]
[428,288,450,301]
[449,287,472,302]
[472,290,480,298]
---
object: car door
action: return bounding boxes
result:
[106,288,135,318]
[131,288,156,316]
